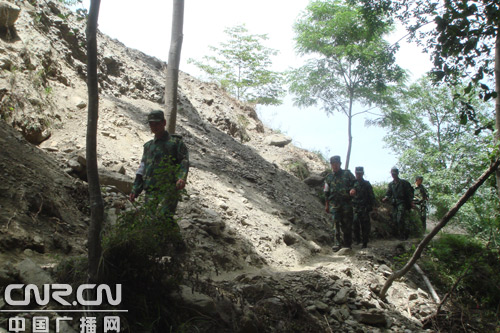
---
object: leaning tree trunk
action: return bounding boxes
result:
[86,0,103,283]
[379,158,500,299]
[165,0,184,134]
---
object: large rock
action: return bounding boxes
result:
[265,134,292,147]
[303,174,325,187]
[351,309,388,327]
[99,169,134,194]
[333,287,350,304]
[174,285,217,316]
[0,2,20,28]
[16,258,53,288]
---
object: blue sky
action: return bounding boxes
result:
[81,0,433,182]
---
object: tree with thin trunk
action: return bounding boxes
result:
[289,0,405,169]
[375,76,496,232]
[188,24,285,106]
[165,0,184,134]
[85,0,103,283]
[365,0,500,198]
[359,0,500,297]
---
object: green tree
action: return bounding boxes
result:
[288,0,406,169]
[357,0,500,304]
[375,76,496,234]
[365,0,500,198]
[188,24,285,106]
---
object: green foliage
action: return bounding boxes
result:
[289,0,406,107]
[372,183,388,201]
[55,255,88,285]
[100,160,186,331]
[374,76,497,236]
[420,234,500,311]
[368,0,498,119]
[393,244,416,270]
[188,24,285,106]
[289,0,406,167]
[285,159,310,180]
[311,150,329,168]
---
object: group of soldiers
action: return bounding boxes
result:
[129,110,429,253]
[324,156,428,251]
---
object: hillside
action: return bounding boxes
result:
[0,1,439,332]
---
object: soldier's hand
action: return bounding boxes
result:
[349,189,356,196]
[176,179,186,190]
[381,197,388,203]
[129,193,136,202]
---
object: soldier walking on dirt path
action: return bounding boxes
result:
[324,155,356,251]
[413,175,429,232]
[351,166,375,248]
[129,110,189,221]
[382,167,414,240]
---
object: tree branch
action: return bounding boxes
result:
[379,157,500,299]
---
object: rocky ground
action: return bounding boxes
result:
[0,1,452,332]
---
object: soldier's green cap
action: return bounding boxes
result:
[147,110,165,122]
[416,175,423,180]
[391,167,399,174]
[355,166,364,173]
[330,155,341,164]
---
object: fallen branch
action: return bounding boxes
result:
[323,314,334,333]
[31,193,44,223]
[5,212,17,230]
[414,263,440,303]
[379,158,500,299]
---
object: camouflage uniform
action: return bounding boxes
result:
[352,171,375,247]
[385,177,414,240]
[414,181,429,231]
[324,164,356,248]
[132,130,189,219]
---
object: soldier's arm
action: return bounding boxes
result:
[323,181,330,212]
[176,138,189,181]
[174,138,189,190]
[348,171,356,195]
[130,147,147,201]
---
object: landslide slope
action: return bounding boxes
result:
[0,1,436,332]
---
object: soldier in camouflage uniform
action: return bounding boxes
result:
[413,176,429,232]
[382,167,414,240]
[351,167,375,248]
[129,110,189,220]
[324,155,356,251]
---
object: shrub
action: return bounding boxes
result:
[99,160,187,331]
[421,234,500,311]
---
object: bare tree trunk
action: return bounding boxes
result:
[495,30,500,201]
[379,158,500,299]
[165,0,184,135]
[345,96,353,170]
[414,263,440,303]
[86,0,103,283]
